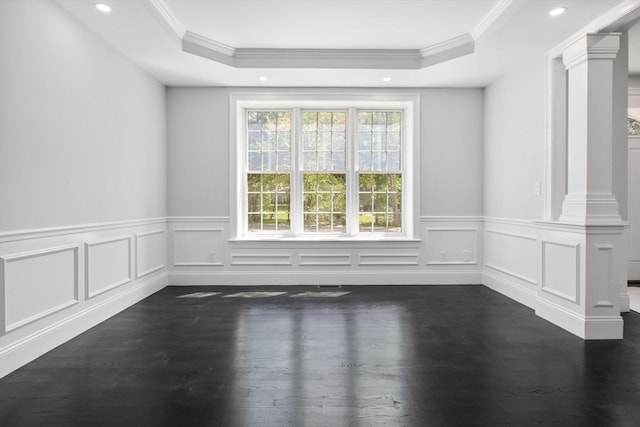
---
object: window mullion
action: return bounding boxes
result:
[347,107,358,236]
[291,107,302,236]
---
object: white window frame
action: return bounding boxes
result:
[230,92,420,241]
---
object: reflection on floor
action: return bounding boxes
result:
[290,291,351,297]
[2,285,640,426]
[629,285,640,313]
[175,291,220,299]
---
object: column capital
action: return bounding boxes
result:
[562,33,621,70]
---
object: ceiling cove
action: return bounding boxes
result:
[147,0,514,70]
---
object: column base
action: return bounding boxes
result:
[536,297,623,339]
[559,194,622,225]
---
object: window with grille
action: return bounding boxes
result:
[234,96,416,239]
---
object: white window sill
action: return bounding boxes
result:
[230,235,421,243]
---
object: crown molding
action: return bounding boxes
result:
[148,0,185,39]
[471,0,514,39]
[148,0,516,70]
[183,31,236,57]
[420,33,474,57]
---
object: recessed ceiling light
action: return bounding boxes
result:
[95,2,111,13]
[383,77,392,82]
[549,7,566,17]
[258,76,268,81]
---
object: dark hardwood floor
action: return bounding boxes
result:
[2,285,640,426]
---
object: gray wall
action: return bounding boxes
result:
[167,87,484,218]
[483,59,545,220]
[0,0,167,232]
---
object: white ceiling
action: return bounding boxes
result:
[165,0,496,50]
[55,0,633,87]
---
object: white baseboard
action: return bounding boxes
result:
[621,293,630,313]
[482,269,537,309]
[169,270,483,286]
[535,297,623,340]
[0,272,168,379]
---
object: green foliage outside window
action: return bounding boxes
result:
[629,118,640,136]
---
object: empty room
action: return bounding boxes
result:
[2,0,640,425]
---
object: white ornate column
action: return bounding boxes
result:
[536,33,625,339]
[559,33,622,224]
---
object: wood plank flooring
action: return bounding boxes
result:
[2,285,640,426]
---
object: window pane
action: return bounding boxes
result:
[332,152,345,171]
[277,152,291,171]
[302,173,346,233]
[246,173,291,233]
[358,112,372,131]
[358,173,402,233]
[387,151,400,171]
[247,111,291,172]
[357,111,401,172]
[301,111,346,172]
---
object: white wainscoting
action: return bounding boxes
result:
[135,230,166,279]
[629,138,640,280]
[483,217,538,308]
[173,228,224,266]
[0,219,168,378]
[1,245,79,333]
[540,240,580,303]
[167,216,484,286]
[85,236,131,299]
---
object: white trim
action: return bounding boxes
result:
[299,254,352,266]
[172,228,224,267]
[483,269,537,309]
[230,254,293,266]
[471,0,514,39]
[84,236,133,299]
[419,33,473,57]
[485,228,537,241]
[358,253,420,266]
[230,92,420,242]
[1,245,80,333]
[535,297,623,339]
[147,0,520,70]
[0,217,167,243]
[420,216,484,222]
[134,230,166,279]
[483,217,537,228]
[539,240,580,304]
[183,30,236,57]
[169,270,483,286]
[485,264,536,287]
[167,216,230,223]
[0,272,167,379]
[546,0,640,58]
[147,0,186,38]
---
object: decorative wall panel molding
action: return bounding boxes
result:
[135,230,166,279]
[425,227,478,265]
[0,219,169,378]
[358,253,420,266]
[85,236,132,299]
[299,254,352,266]
[593,243,614,307]
[173,228,224,266]
[1,245,79,333]
[485,227,537,287]
[230,253,293,266]
[540,240,580,303]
